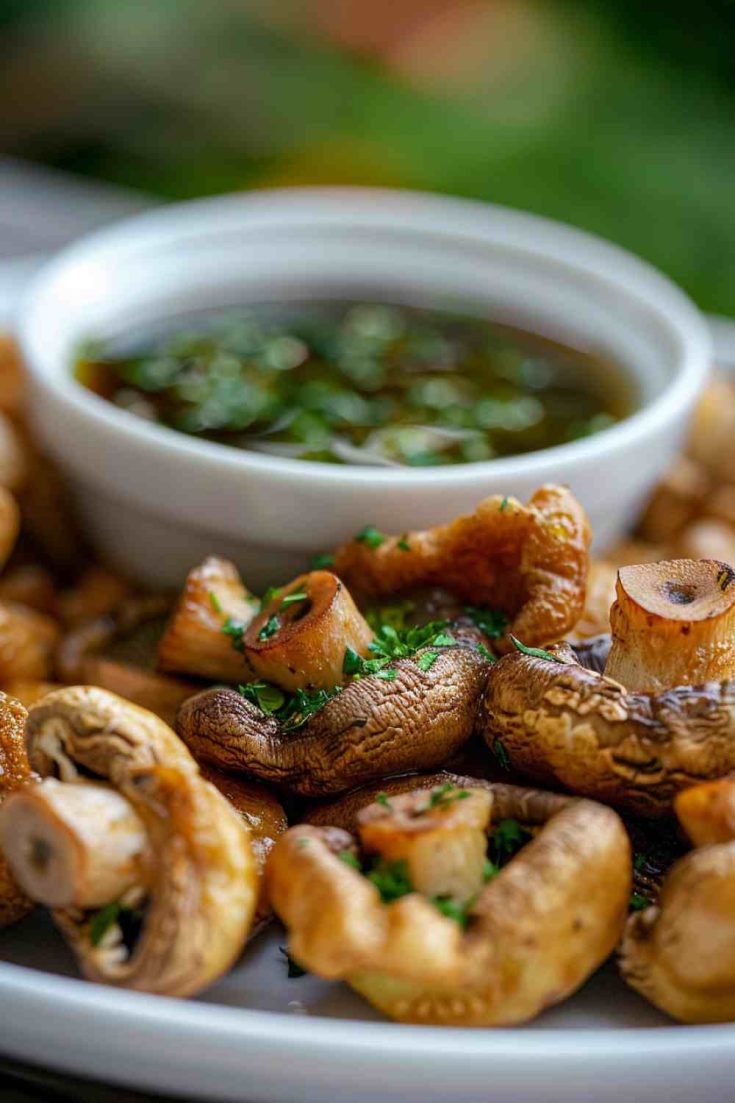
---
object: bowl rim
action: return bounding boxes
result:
[17,186,712,489]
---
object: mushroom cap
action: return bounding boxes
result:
[267,781,630,1025]
[22,686,257,996]
[616,559,735,622]
[177,645,491,796]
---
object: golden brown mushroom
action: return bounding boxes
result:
[176,645,490,796]
[58,566,133,628]
[267,779,630,1025]
[157,556,259,683]
[331,485,590,650]
[620,778,735,1022]
[0,686,257,996]
[242,571,372,692]
[0,692,35,926]
[0,600,60,683]
[0,564,58,616]
[479,643,735,817]
[57,595,198,727]
[604,559,735,693]
[198,764,287,931]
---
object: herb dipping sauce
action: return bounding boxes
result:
[76,303,631,467]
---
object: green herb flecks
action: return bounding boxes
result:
[491,737,511,771]
[629,892,651,912]
[367,858,413,903]
[338,850,362,871]
[310,552,334,570]
[430,894,474,928]
[424,783,470,811]
[208,591,223,614]
[343,620,455,680]
[356,525,385,549]
[465,606,508,640]
[237,681,341,730]
[499,496,509,512]
[280,590,308,609]
[375,792,392,809]
[476,642,496,663]
[397,535,411,552]
[489,818,532,867]
[238,681,286,714]
[258,614,281,641]
[89,901,142,947]
[509,635,564,663]
[222,617,247,653]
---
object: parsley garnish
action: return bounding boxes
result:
[424,783,470,810]
[375,792,392,809]
[343,620,454,680]
[238,681,286,714]
[89,901,141,947]
[280,589,308,609]
[366,599,415,633]
[489,818,531,866]
[356,525,385,549]
[376,667,397,681]
[499,496,509,512]
[310,552,334,569]
[491,737,511,771]
[483,858,500,881]
[465,606,508,640]
[430,894,474,928]
[509,635,563,663]
[630,892,650,912]
[279,947,307,978]
[397,535,411,551]
[476,642,496,662]
[633,851,647,872]
[258,614,281,641]
[338,850,361,870]
[259,585,282,610]
[208,591,223,613]
[222,617,247,652]
[367,858,413,903]
[417,649,440,671]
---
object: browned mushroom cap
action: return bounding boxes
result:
[198,763,287,931]
[620,777,735,1023]
[243,571,372,692]
[0,686,257,996]
[177,646,490,796]
[0,692,36,926]
[57,595,199,727]
[604,559,735,693]
[331,485,590,650]
[58,566,133,628]
[0,600,59,682]
[480,647,735,818]
[157,556,259,683]
[267,781,630,1025]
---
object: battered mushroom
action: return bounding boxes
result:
[332,485,590,649]
[267,780,630,1025]
[57,595,198,726]
[177,645,490,796]
[0,692,35,926]
[604,559,735,693]
[620,778,735,1022]
[480,645,735,817]
[0,687,257,996]
[243,571,373,692]
[157,556,259,683]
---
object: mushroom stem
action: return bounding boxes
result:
[244,571,373,692]
[0,778,150,909]
[604,559,735,693]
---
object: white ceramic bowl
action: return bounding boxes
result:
[18,188,710,589]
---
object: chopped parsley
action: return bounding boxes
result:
[430,894,474,928]
[629,892,651,912]
[257,614,281,641]
[476,642,496,663]
[338,849,362,870]
[499,496,509,512]
[279,947,307,978]
[238,681,341,730]
[208,590,223,614]
[367,858,413,903]
[489,818,532,866]
[366,599,416,633]
[310,552,334,569]
[356,525,386,549]
[222,616,247,653]
[417,649,440,671]
[343,620,455,680]
[491,737,511,771]
[375,792,392,809]
[397,535,411,551]
[280,589,308,609]
[465,606,508,640]
[509,635,564,663]
[259,585,282,609]
[376,667,397,681]
[483,858,500,882]
[424,783,470,810]
[89,901,142,947]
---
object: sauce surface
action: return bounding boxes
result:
[76,302,630,467]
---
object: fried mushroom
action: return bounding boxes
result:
[157,556,259,683]
[176,645,490,796]
[0,600,60,683]
[0,692,35,926]
[57,595,198,726]
[620,778,735,1022]
[480,646,735,817]
[0,686,257,996]
[267,780,630,1025]
[331,485,590,649]
[604,559,735,693]
[242,571,373,692]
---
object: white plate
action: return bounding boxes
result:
[2,256,735,1101]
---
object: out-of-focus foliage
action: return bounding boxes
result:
[0,0,733,314]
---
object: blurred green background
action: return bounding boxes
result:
[1,0,733,314]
